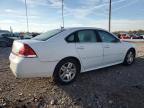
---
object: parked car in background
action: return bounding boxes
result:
[129,34,143,39]
[117,33,131,39]
[139,34,144,39]
[22,34,33,39]
[31,32,40,37]
[19,32,33,39]
[0,32,14,47]
[9,27,136,84]
[13,32,33,39]
[0,31,37,47]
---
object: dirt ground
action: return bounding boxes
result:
[0,42,144,108]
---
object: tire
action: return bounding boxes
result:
[0,41,7,47]
[123,49,135,65]
[53,58,80,85]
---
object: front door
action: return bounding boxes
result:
[97,30,125,66]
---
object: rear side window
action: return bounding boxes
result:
[33,29,63,41]
[65,34,75,43]
[77,30,97,43]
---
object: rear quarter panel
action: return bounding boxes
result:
[28,29,80,62]
[30,41,79,62]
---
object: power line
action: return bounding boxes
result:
[25,0,29,32]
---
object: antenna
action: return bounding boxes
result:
[62,0,64,28]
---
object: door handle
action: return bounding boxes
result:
[77,46,84,50]
[104,46,110,48]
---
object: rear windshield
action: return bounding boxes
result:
[32,29,63,41]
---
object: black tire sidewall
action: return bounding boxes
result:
[53,59,80,85]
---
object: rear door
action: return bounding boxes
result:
[97,30,125,66]
[75,29,103,70]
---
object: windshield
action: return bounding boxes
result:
[32,29,63,41]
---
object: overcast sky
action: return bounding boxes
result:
[0,0,144,32]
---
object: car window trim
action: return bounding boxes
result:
[94,30,102,42]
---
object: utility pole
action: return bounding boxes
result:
[109,0,112,32]
[10,26,13,36]
[25,0,29,33]
[62,0,64,28]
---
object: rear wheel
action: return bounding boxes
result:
[123,50,135,65]
[53,59,80,85]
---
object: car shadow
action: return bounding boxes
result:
[57,56,144,108]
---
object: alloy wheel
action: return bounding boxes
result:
[59,62,76,82]
[127,51,134,64]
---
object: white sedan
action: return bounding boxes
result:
[9,27,136,84]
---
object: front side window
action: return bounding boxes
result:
[77,30,97,43]
[98,30,119,43]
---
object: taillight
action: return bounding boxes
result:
[18,43,37,57]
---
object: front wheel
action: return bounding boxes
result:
[53,59,80,85]
[123,50,135,65]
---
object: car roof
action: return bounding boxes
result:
[63,27,107,31]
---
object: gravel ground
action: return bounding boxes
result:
[0,42,144,108]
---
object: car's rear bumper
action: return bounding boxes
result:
[9,53,58,78]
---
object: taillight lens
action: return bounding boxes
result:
[18,43,37,57]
